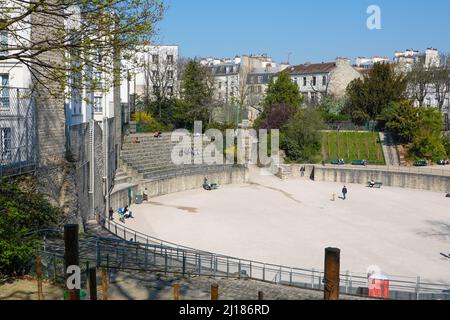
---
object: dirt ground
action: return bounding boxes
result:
[0,278,64,300]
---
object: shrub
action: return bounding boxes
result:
[0,180,61,279]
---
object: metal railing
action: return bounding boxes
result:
[0,87,36,178]
[95,214,450,300]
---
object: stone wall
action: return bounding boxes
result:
[279,164,450,193]
[313,166,450,193]
[30,8,83,226]
[109,166,249,211]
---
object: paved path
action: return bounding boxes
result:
[379,132,399,166]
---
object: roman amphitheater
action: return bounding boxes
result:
[107,132,450,299]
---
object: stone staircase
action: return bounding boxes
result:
[120,133,233,181]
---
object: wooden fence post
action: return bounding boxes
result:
[211,284,219,300]
[64,224,80,300]
[36,256,44,300]
[89,268,97,300]
[173,284,180,300]
[324,247,340,300]
[102,269,108,300]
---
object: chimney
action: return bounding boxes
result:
[336,57,350,66]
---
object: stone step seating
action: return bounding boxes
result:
[114,170,132,185]
[121,133,230,180]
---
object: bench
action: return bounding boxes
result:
[352,160,368,166]
[414,160,427,167]
[368,181,383,188]
[331,160,345,165]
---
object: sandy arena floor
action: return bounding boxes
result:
[123,168,450,284]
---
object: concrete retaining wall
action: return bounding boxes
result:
[109,166,249,211]
[313,166,450,192]
[280,164,450,193]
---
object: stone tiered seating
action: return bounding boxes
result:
[121,133,234,180]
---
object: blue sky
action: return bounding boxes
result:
[155,0,450,64]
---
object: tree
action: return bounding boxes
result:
[318,95,350,123]
[380,100,447,160]
[177,60,214,129]
[255,71,302,129]
[138,47,177,119]
[0,0,165,91]
[281,107,324,163]
[430,53,450,113]
[257,103,295,130]
[379,100,419,143]
[0,180,61,278]
[263,71,303,109]
[407,62,432,107]
[345,62,407,122]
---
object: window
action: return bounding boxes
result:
[322,76,327,86]
[152,54,159,64]
[257,76,263,84]
[167,70,174,79]
[0,127,12,162]
[312,76,317,86]
[151,70,158,78]
[217,82,222,89]
[0,74,9,109]
[426,98,431,107]
[303,77,307,87]
[168,86,174,95]
[167,55,174,64]
[93,96,102,113]
[257,86,262,94]
[0,30,7,56]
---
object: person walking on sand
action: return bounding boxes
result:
[342,186,348,200]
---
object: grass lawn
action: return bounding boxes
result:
[321,131,385,165]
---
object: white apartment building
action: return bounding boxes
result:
[133,45,179,102]
[286,58,362,104]
[355,56,390,69]
[394,48,440,71]
[202,54,289,121]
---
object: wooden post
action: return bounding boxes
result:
[324,247,340,300]
[64,224,80,300]
[173,284,180,300]
[36,256,44,300]
[258,291,264,300]
[102,269,108,300]
[211,284,219,300]
[89,268,97,300]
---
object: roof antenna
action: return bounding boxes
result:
[287,52,292,64]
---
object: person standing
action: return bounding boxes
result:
[108,207,114,220]
[143,188,149,202]
[342,186,348,200]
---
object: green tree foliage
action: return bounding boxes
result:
[0,181,61,278]
[281,108,324,163]
[379,100,419,143]
[317,96,350,123]
[255,71,303,129]
[380,100,447,160]
[263,72,303,109]
[345,63,407,123]
[1,0,166,91]
[177,60,214,129]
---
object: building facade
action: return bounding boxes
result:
[286,58,362,104]
[133,45,179,103]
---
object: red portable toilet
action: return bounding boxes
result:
[368,272,390,299]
